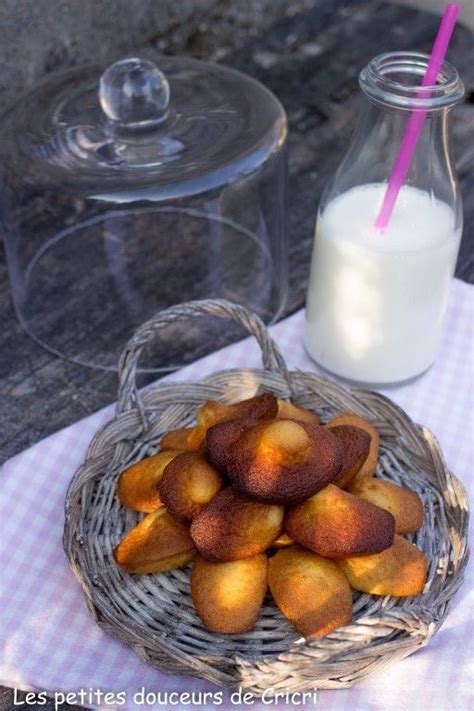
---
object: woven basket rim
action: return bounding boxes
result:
[63,299,470,692]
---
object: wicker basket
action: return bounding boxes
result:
[63,300,469,693]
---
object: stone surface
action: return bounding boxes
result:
[0,2,473,708]
[0,0,314,114]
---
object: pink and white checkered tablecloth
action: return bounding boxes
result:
[1,278,473,711]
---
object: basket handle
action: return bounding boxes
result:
[116,299,290,414]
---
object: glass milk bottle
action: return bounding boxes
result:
[305,52,464,385]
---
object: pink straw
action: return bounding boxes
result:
[375,3,460,229]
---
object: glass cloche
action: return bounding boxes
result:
[0,56,288,371]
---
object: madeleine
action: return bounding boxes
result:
[285,484,395,558]
[190,487,283,562]
[338,535,428,596]
[191,555,268,633]
[268,546,352,637]
[350,478,424,534]
[160,427,197,452]
[187,392,278,449]
[207,418,342,505]
[328,425,371,489]
[114,509,195,574]
[277,399,320,424]
[117,450,179,512]
[158,452,223,521]
[326,412,379,484]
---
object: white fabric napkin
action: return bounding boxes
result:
[1,278,472,710]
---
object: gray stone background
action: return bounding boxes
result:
[0,0,472,115]
[0,0,317,114]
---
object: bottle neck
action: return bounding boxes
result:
[327,101,459,214]
[359,51,464,113]
[320,53,463,225]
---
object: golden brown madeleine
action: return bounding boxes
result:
[277,399,320,424]
[272,533,295,548]
[327,425,371,489]
[326,412,379,483]
[191,554,268,633]
[338,535,428,596]
[268,546,352,637]
[350,478,424,534]
[187,392,278,449]
[157,452,223,521]
[285,483,395,558]
[159,427,197,452]
[205,419,249,471]
[117,451,179,512]
[207,419,343,505]
[190,487,283,562]
[114,509,196,574]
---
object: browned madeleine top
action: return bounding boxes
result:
[188,392,278,448]
[285,484,396,558]
[328,425,372,489]
[206,418,343,505]
[190,486,283,562]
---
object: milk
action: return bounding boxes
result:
[305,183,461,384]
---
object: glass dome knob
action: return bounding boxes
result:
[99,57,170,127]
